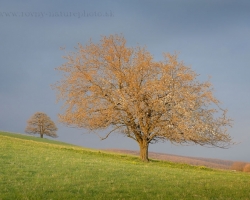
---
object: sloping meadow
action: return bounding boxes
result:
[1,131,250,200]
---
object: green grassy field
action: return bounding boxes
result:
[1,131,250,200]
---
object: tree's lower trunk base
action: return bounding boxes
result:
[140,156,149,162]
[139,143,149,162]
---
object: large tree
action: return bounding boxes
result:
[25,112,58,138]
[54,34,232,162]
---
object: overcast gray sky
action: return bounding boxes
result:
[1,0,250,162]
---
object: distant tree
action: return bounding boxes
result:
[54,34,233,162]
[243,164,250,173]
[25,112,58,138]
[231,162,247,171]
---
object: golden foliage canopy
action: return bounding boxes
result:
[54,34,232,161]
[25,112,58,138]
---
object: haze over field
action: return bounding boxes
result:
[1,0,250,162]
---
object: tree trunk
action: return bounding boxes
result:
[39,125,43,138]
[139,141,149,162]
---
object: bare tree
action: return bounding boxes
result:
[25,112,58,138]
[231,162,247,171]
[54,34,232,162]
[243,164,250,173]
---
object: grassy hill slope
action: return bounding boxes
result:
[1,131,250,200]
[104,149,234,170]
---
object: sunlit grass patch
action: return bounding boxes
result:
[0,131,250,200]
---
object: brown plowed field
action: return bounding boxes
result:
[104,149,234,170]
